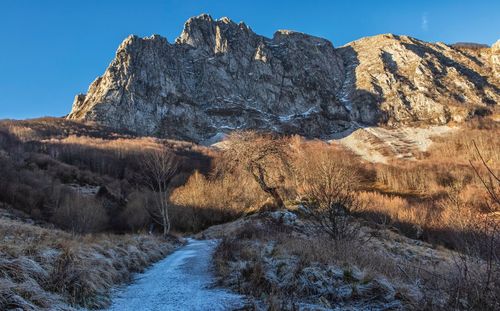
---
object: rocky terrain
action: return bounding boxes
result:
[3,12,499,311]
[67,14,499,142]
[205,211,467,310]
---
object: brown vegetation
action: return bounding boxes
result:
[0,119,221,234]
[213,210,499,310]
[293,142,362,240]
[1,117,499,309]
[0,212,178,310]
[141,146,179,236]
[223,131,291,210]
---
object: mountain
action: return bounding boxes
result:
[67,14,499,142]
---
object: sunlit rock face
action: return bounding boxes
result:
[68,14,499,142]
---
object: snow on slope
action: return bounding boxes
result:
[330,123,456,163]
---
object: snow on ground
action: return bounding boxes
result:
[104,239,245,311]
[66,183,100,196]
[330,123,456,163]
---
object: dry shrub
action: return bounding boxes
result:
[6,125,40,142]
[375,163,435,194]
[173,170,260,213]
[215,215,498,310]
[423,125,500,167]
[372,161,476,195]
[358,192,414,222]
[51,192,108,234]
[376,124,499,197]
[357,191,444,239]
[40,134,213,181]
[0,117,133,140]
[118,191,151,232]
[293,141,362,240]
[171,170,262,231]
[440,184,500,310]
[214,220,440,309]
[357,187,496,248]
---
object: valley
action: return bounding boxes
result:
[0,114,498,310]
[0,13,499,311]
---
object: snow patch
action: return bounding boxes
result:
[330,124,457,163]
[278,107,317,122]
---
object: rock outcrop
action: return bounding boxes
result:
[67,14,499,142]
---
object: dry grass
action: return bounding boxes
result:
[214,215,499,310]
[0,117,135,141]
[0,119,216,234]
[2,118,499,308]
[0,215,178,310]
[207,127,499,309]
[168,126,498,249]
[421,119,500,166]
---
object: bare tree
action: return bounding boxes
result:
[295,146,361,240]
[446,141,500,310]
[224,131,289,210]
[142,146,179,236]
[469,141,499,208]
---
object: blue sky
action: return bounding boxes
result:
[1,0,499,119]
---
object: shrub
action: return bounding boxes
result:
[293,142,362,240]
[51,192,108,234]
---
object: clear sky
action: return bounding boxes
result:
[1,0,499,119]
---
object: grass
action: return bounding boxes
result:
[0,214,179,310]
[213,214,499,310]
[1,117,499,309]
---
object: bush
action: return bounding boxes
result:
[51,192,108,234]
[293,142,362,240]
[118,191,152,232]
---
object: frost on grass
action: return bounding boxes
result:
[212,211,472,310]
[0,214,178,310]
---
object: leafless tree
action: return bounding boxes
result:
[469,141,499,208]
[296,147,361,240]
[224,131,290,210]
[447,141,500,310]
[141,146,179,236]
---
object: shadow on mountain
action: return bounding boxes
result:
[329,45,386,140]
[401,41,500,103]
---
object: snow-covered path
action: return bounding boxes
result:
[105,239,245,311]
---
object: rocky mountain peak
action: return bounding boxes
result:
[67,16,499,142]
[493,40,500,51]
[176,14,256,53]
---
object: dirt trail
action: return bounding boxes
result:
[105,239,245,311]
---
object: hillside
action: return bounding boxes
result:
[2,13,499,311]
[2,113,499,310]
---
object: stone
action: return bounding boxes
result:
[67,14,499,142]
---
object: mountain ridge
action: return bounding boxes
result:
[67,14,499,142]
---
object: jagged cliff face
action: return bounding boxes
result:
[67,14,499,142]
